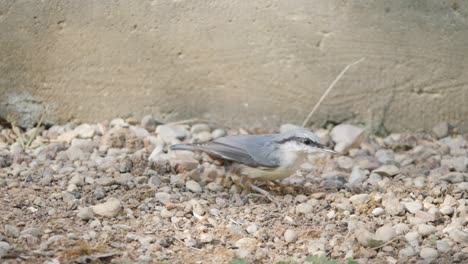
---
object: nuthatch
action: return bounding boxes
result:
[170,127,337,197]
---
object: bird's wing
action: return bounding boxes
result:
[171,134,279,168]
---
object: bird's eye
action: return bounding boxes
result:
[304,139,312,145]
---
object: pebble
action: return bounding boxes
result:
[155,192,171,204]
[246,224,258,234]
[94,187,106,200]
[296,203,313,214]
[77,207,94,220]
[330,124,364,152]
[399,246,415,258]
[211,128,226,139]
[436,240,451,253]
[432,122,449,139]
[402,201,422,214]
[0,241,10,257]
[206,182,224,192]
[375,149,395,164]
[348,166,367,187]
[349,194,370,205]
[194,131,212,143]
[5,225,20,238]
[69,174,84,186]
[284,229,298,243]
[92,198,121,218]
[74,124,95,139]
[160,208,173,218]
[372,207,385,216]
[141,115,156,132]
[185,180,202,193]
[191,199,205,216]
[190,124,211,134]
[373,165,400,177]
[420,247,438,259]
[382,193,405,216]
[156,125,188,143]
[375,225,397,242]
[393,223,410,235]
[418,224,436,236]
[235,237,257,258]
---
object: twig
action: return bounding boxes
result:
[26,114,44,148]
[369,235,403,250]
[302,57,365,127]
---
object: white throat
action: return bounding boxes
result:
[278,142,308,169]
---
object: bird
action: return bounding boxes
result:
[170,127,338,198]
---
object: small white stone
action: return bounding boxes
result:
[373,165,400,177]
[393,223,410,235]
[160,208,173,218]
[69,174,84,186]
[74,124,95,139]
[440,206,454,215]
[296,203,313,214]
[0,241,11,257]
[92,198,121,218]
[155,192,171,204]
[186,180,202,193]
[284,229,298,243]
[235,237,257,258]
[349,194,370,205]
[77,207,94,221]
[399,246,415,258]
[402,201,423,214]
[420,247,438,259]
[211,129,226,139]
[372,207,385,216]
[206,182,224,192]
[375,225,397,242]
[246,224,258,234]
[436,240,451,253]
[418,224,436,237]
[330,124,364,152]
[190,124,211,134]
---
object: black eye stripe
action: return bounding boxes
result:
[277,136,321,147]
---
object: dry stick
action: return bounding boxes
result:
[302,57,365,127]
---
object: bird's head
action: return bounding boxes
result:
[276,127,338,154]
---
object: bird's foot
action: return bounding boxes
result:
[244,184,278,205]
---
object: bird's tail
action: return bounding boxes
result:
[170,143,199,152]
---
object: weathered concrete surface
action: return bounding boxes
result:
[1,0,467,131]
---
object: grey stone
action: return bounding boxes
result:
[296,203,313,214]
[186,180,202,193]
[375,149,395,164]
[402,200,423,214]
[246,224,258,234]
[74,124,95,139]
[69,174,84,186]
[77,207,94,220]
[94,187,106,200]
[0,241,10,257]
[373,165,400,177]
[349,194,370,205]
[382,193,404,216]
[436,240,451,253]
[211,128,226,139]
[284,229,298,243]
[5,225,20,238]
[418,224,436,236]
[348,166,367,187]
[194,131,212,143]
[235,237,257,258]
[160,208,173,218]
[92,198,121,217]
[190,124,211,134]
[399,246,416,258]
[156,125,188,143]
[206,182,224,192]
[141,115,156,132]
[372,207,385,216]
[432,122,449,139]
[155,192,171,204]
[375,225,397,242]
[420,247,438,259]
[330,124,364,152]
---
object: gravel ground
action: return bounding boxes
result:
[0,117,467,264]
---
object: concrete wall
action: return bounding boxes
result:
[1,0,467,132]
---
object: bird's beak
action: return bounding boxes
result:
[319,146,340,155]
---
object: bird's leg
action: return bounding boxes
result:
[241,176,277,204]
